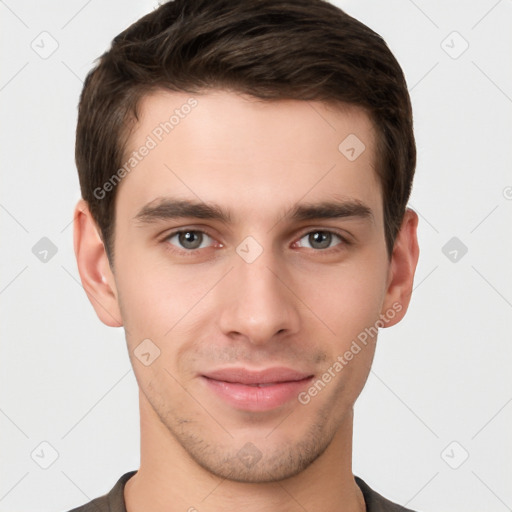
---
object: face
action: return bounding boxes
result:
[88,90,409,482]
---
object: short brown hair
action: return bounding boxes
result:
[75,0,415,264]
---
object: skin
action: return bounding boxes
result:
[74,89,419,512]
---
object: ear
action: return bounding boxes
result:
[380,208,419,327]
[73,198,123,327]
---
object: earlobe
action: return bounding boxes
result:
[380,208,420,327]
[73,199,123,327]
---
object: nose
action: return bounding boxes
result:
[217,249,301,346]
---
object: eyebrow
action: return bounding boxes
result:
[134,198,233,225]
[133,197,374,226]
[288,199,373,223]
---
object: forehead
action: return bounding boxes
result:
[116,89,381,223]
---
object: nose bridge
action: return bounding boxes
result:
[217,242,300,344]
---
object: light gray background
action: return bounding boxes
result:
[1,1,511,511]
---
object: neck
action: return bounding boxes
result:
[124,392,365,512]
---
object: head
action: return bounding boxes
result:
[74,0,419,483]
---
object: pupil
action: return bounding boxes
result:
[310,231,330,249]
[180,231,201,249]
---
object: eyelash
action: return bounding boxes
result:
[162,228,351,256]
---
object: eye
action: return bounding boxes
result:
[165,230,215,251]
[295,230,346,250]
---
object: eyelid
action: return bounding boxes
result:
[294,228,351,250]
[162,227,221,252]
[296,226,350,240]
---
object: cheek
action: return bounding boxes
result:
[295,255,388,342]
[303,263,386,400]
[116,264,202,390]
[115,249,218,349]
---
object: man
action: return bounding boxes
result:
[70,0,420,510]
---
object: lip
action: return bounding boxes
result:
[201,367,314,411]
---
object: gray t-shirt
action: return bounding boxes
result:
[66,471,418,512]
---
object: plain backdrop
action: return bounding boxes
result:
[1,1,511,511]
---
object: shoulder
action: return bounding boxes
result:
[355,476,419,512]
[66,495,109,512]
[63,471,137,512]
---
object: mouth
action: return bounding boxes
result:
[200,367,314,411]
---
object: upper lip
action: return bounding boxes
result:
[202,367,313,385]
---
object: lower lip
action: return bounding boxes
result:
[202,376,313,411]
